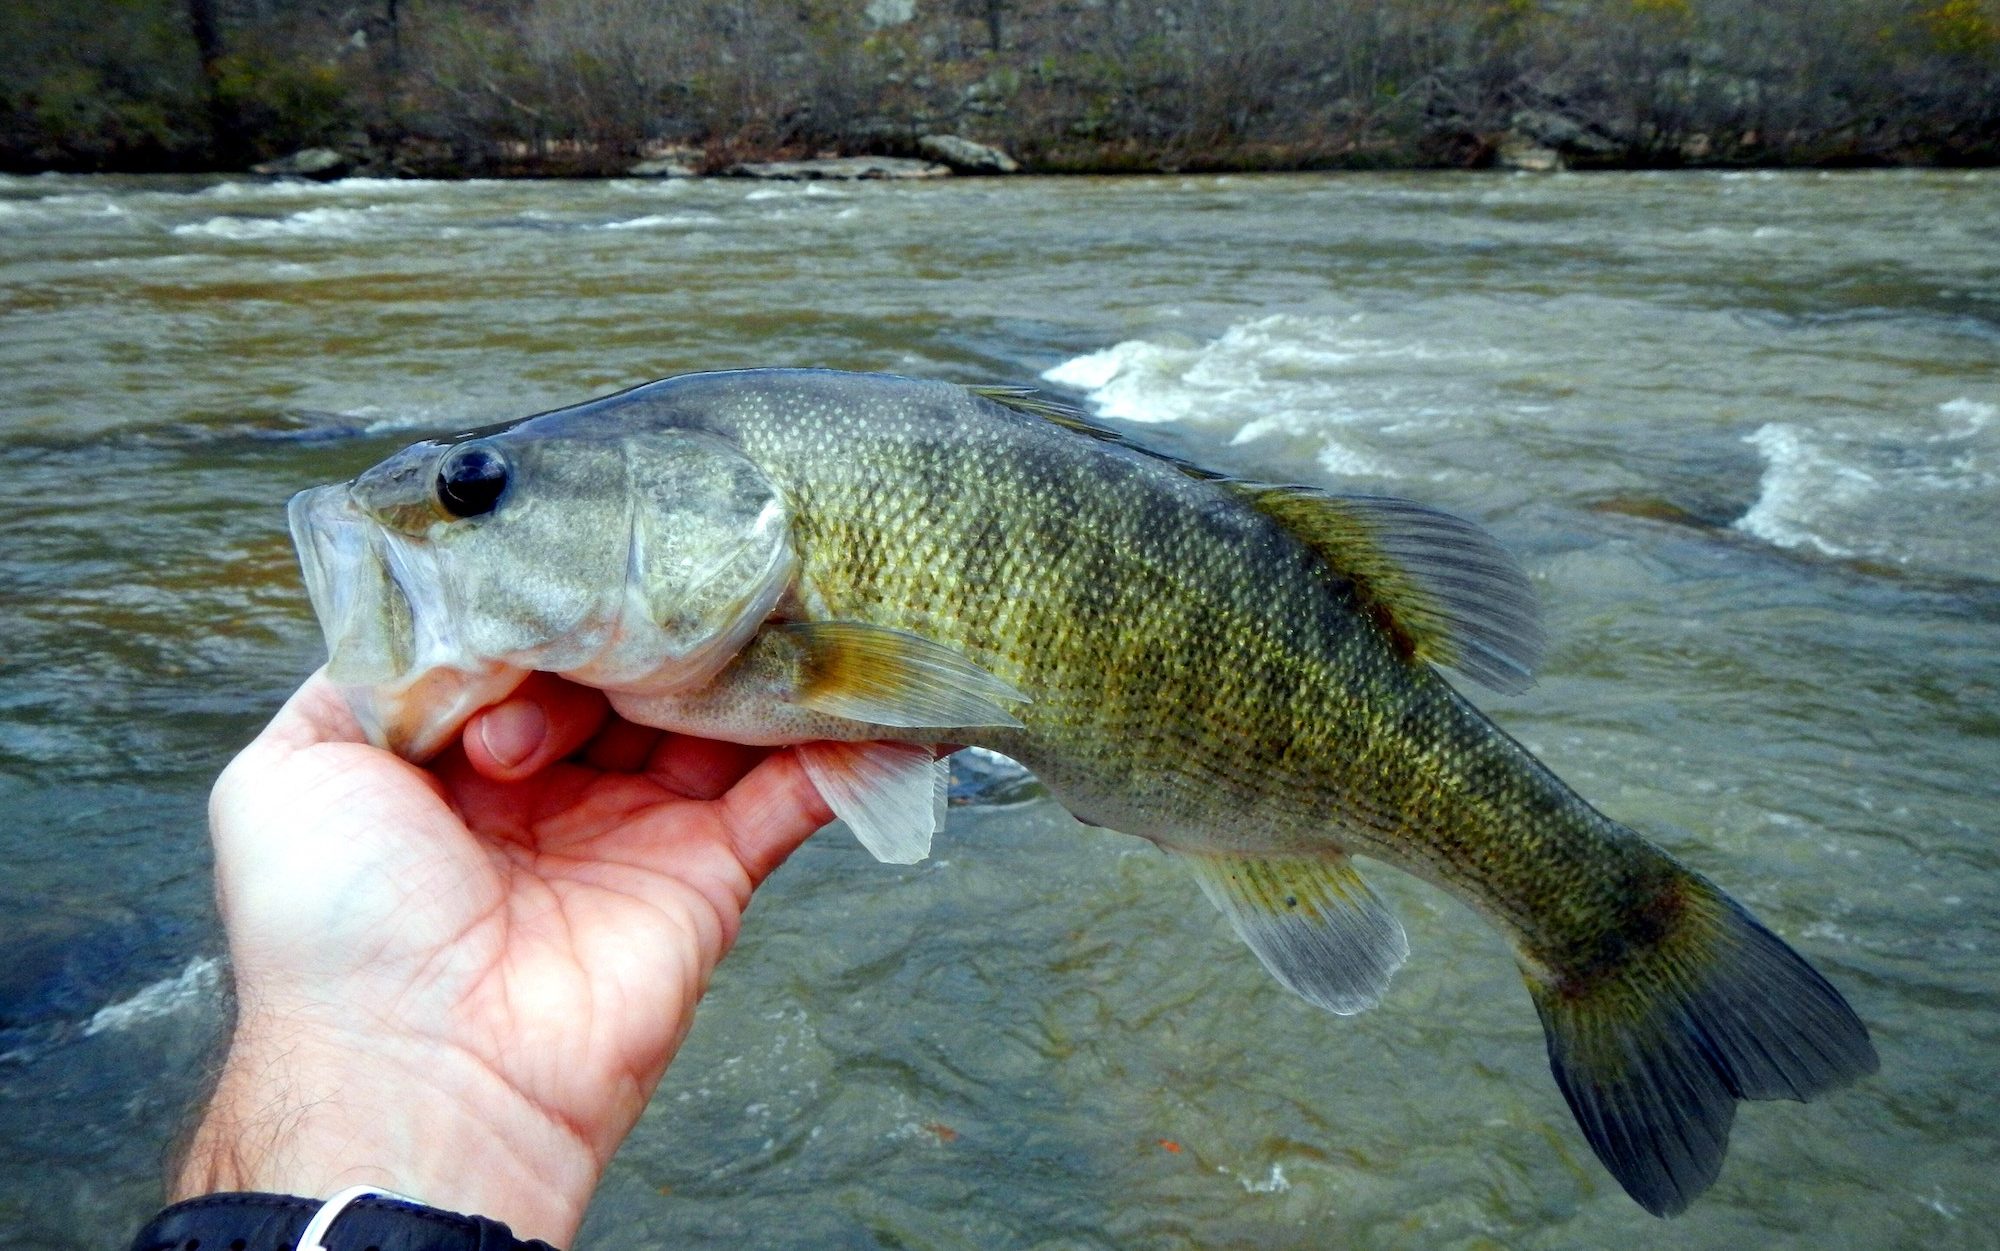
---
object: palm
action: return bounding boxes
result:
[209,672,832,1166]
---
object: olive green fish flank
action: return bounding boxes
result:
[290,368,1876,1217]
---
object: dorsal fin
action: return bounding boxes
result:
[968,385,1229,479]
[971,384,1543,694]
[1225,484,1543,693]
[967,384,1105,432]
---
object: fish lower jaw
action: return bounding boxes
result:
[346,664,531,760]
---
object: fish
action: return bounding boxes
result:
[287,368,1876,1216]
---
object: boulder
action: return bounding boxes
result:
[864,0,915,26]
[1497,134,1564,172]
[1511,109,1618,156]
[917,133,1019,174]
[727,156,951,180]
[627,157,697,178]
[251,147,351,180]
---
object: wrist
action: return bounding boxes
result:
[175,1008,603,1247]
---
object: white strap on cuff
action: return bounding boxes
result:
[296,1184,420,1251]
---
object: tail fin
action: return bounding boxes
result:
[1525,873,1877,1217]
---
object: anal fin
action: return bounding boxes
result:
[797,740,947,865]
[1182,852,1410,1015]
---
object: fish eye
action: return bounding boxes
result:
[436,442,510,518]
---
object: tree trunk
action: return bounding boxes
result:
[184,0,242,165]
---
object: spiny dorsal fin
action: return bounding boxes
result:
[967,385,1106,432]
[1223,485,1543,694]
[1181,851,1410,1015]
[968,384,1229,479]
[972,385,1541,693]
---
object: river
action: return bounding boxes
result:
[0,169,1994,1248]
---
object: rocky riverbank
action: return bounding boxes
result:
[7,0,1996,180]
[245,135,1018,183]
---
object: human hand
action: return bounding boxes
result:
[175,670,834,1246]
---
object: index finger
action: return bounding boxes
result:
[252,669,370,757]
[645,733,772,802]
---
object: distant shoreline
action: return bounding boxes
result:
[12,0,1993,187]
[10,143,1994,184]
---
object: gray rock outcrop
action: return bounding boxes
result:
[251,147,351,181]
[726,156,951,180]
[916,134,1019,174]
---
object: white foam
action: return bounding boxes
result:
[171,205,397,240]
[1735,397,2000,575]
[0,194,129,227]
[606,178,692,195]
[82,253,204,270]
[197,176,503,201]
[82,955,222,1037]
[601,212,722,231]
[1736,424,1871,557]
[1238,1163,1291,1194]
[1042,339,1200,420]
[743,183,851,203]
[1040,313,1479,477]
[358,410,459,433]
[1936,397,1996,438]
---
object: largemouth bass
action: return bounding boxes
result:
[288,368,1875,1215]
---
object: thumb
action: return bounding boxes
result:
[461,674,610,781]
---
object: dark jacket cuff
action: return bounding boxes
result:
[130,1191,562,1251]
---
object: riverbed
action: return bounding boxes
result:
[1,169,1994,1248]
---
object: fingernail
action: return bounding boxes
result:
[477,700,547,770]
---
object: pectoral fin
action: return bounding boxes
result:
[797,740,947,864]
[1182,852,1410,1015]
[776,621,1026,729]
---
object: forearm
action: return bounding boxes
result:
[173,1011,604,1248]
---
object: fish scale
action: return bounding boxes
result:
[289,367,1876,1217]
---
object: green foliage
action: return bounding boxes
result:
[217,47,353,156]
[0,0,206,167]
[1921,0,2000,55]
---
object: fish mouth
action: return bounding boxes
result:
[288,484,525,760]
[289,484,411,684]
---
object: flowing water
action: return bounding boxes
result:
[0,169,1994,1249]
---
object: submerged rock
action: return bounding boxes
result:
[251,147,351,181]
[727,156,951,180]
[947,747,1042,808]
[918,133,1020,174]
[627,157,697,178]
